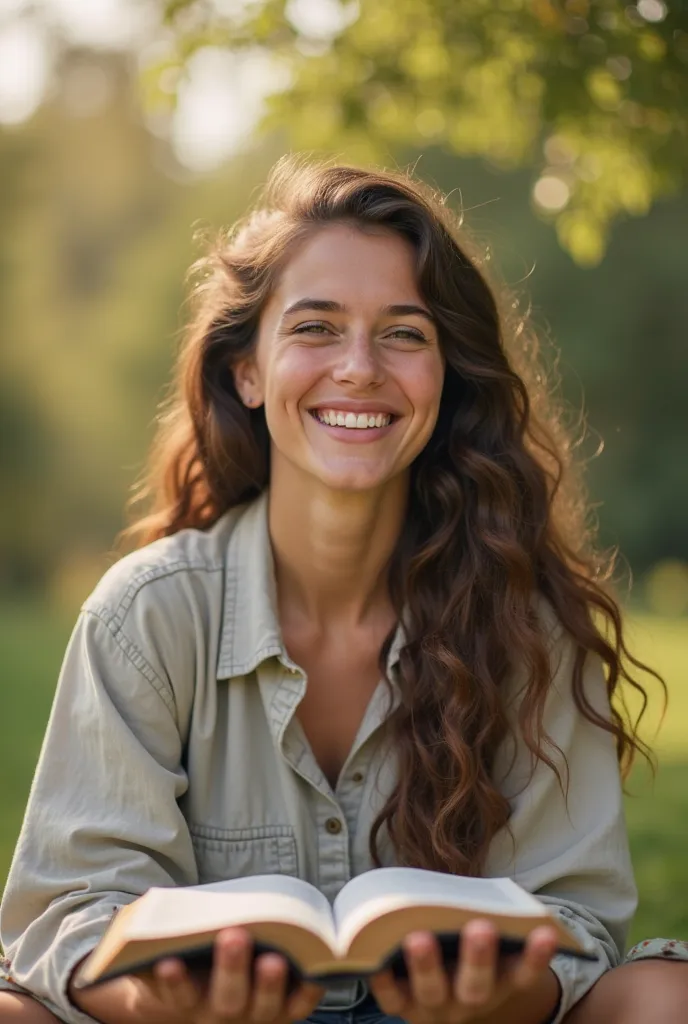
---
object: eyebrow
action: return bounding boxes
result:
[281,298,435,323]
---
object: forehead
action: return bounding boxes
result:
[270,223,423,308]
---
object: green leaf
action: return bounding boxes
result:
[150,0,688,263]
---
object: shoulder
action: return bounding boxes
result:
[513,591,608,708]
[83,505,246,630]
[527,591,614,739]
[76,505,257,712]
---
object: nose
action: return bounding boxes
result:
[331,329,385,388]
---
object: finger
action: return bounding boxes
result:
[495,952,520,982]
[209,927,253,1017]
[249,954,288,1022]
[507,927,559,991]
[286,982,326,1022]
[153,958,203,1011]
[368,969,409,1017]
[404,931,450,1010]
[454,920,499,1007]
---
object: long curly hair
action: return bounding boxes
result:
[118,156,664,876]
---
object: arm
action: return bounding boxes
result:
[0,597,198,1024]
[486,602,638,1023]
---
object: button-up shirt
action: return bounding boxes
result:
[0,491,638,1023]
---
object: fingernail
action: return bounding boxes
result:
[260,954,285,976]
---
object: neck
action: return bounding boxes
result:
[268,461,408,630]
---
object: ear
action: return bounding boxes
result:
[232,357,264,409]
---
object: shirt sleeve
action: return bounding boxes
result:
[486,607,638,1024]
[0,606,199,1024]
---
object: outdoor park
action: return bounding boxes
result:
[1,0,687,953]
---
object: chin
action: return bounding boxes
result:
[311,459,392,493]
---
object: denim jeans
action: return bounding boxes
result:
[297,990,407,1024]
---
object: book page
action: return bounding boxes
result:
[333,868,544,951]
[183,875,333,910]
[124,876,336,949]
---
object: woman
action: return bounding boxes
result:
[0,158,685,1024]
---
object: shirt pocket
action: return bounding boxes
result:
[188,823,299,883]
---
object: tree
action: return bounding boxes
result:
[155,0,688,264]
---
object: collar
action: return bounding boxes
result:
[216,490,405,679]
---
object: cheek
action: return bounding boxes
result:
[399,354,445,417]
[262,349,324,410]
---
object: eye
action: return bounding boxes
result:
[385,327,427,342]
[293,321,331,335]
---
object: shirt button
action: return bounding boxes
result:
[352,771,364,783]
[325,817,343,834]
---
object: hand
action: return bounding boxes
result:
[131,927,325,1024]
[369,920,560,1023]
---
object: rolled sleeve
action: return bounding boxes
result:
[488,609,638,1023]
[0,608,199,1024]
[542,898,623,1023]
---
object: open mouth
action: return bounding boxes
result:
[309,409,396,430]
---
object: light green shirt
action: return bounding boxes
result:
[0,491,637,1023]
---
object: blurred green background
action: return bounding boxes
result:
[0,0,686,947]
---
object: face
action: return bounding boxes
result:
[234,223,445,493]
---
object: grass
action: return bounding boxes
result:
[0,600,686,947]
[613,612,688,761]
[624,762,688,943]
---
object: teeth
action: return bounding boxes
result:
[313,409,392,429]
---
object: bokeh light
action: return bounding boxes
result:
[637,0,668,23]
[532,174,571,212]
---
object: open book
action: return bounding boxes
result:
[73,867,597,989]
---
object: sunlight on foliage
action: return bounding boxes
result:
[155,0,688,264]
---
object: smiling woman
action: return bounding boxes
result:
[233,224,445,497]
[0,156,681,1024]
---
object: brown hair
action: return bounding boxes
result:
[118,156,664,876]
